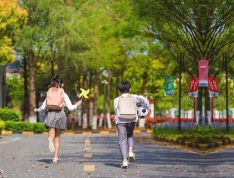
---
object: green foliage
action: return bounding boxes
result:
[13,0,234,121]
[0,120,5,131]
[5,120,32,132]
[32,122,47,133]
[192,126,214,144]
[5,121,46,133]
[0,0,27,65]
[153,125,178,136]
[152,125,182,141]
[0,107,21,121]
[6,75,24,107]
[131,0,234,75]
[152,125,228,144]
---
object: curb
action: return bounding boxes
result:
[0,129,152,135]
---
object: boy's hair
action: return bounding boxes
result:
[117,81,131,93]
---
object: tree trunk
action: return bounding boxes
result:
[93,74,98,117]
[82,73,88,129]
[106,72,112,128]
[92,72,98,130]
[23,56,29,121]
[28,56,37,123]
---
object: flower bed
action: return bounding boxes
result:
[213,118,234,122]
[146,117,194,123]
[145,117,194,129]
[145,117,234,131]
[146,117,234,125]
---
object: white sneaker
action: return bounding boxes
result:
[129,152,135,162]
[48,138,55,152]
[121,161,128,169]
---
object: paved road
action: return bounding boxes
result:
[0,132,234,178]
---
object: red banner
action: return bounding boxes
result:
[188,77,199,97]
[208,77,218,97]
[199,60,208,87]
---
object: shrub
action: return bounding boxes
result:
[5,121,33,132]
[33,122,47,133]
[0,120,5,131]
[5,121,47,133]
[0,107,21,121]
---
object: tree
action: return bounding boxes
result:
[0,0,27,65]
[132,0,234,125]
[14,0,178,128]
[17,0,68,122]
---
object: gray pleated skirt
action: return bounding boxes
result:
[44,109,67,130]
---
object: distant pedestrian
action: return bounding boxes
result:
[34,75,82,164]
[113,80,150,169]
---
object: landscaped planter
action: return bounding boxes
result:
[222,138,230,145]
[230,138,234,144]
[169,138,177,143]
[177,138,184,145]
[208,142,215,149]
[199,144,208,151]
[185,141,191,147]
[152,123,234,153]
[215,141,222,147]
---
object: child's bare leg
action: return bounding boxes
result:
[48,127,55,152]
[48,127,55,139]
[53,129,61,160]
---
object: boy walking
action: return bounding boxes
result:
[114,81,150,169]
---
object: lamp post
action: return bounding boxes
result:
[101,79,108,129]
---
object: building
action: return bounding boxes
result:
[0,60,23,108]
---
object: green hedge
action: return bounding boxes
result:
[5,121,47,133]
[0,107,21,121]
[0,120,5,131]
[152,125,230,144]
[0,108,47,133]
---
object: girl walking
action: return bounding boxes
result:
[34,75,82,164]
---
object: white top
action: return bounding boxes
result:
[113,93,150,124]
[37,93,77,112]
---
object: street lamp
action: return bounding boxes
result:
[101,79,108,129]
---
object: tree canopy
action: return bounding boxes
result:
[4,0,234,120]
[132,0,234,77]
[0,0,27,65]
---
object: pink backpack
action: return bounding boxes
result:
[46,87,65,110]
